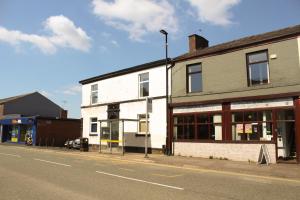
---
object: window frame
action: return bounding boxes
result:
[137,114,150,136]
[186,63,203,93]
[173,112,222,141]
[138,72,149,98]
[246,50,270,86]
[231,110,274,141]
[90,117,98,134]
[91,84,98,104]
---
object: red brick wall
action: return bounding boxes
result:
[36,118,81,147]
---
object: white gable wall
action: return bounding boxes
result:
[81,64,167,150]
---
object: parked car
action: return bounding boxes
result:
[64,138,81,149]
[72,138,81,149]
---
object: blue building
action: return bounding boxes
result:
[0,92,81,146]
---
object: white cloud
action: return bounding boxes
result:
[91,0,178,41]
[111,40,119,47]
[0,15,91,54]
[186,0,240,26]
[61,85,82,95]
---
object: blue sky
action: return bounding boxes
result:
[0,0,299,118]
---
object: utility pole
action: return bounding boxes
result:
[145,97,149,158]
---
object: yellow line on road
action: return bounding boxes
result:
[152,173,183,178]
[0,152,21,158]
[119,168,135,172]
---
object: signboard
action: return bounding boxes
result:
[245,124,252,134]
[236,124,243,133]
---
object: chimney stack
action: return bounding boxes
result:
[189,34,208,53]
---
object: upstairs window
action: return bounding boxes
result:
[91,84,98,104]
[139,73,149,97]
[187,63,202,93]
[247,50,269,86]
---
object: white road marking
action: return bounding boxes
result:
[96,171,184,190]
[0,152,21,158]
[34,158,71,167]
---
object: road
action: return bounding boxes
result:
[0,145,299,200]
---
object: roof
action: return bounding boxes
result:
[175,24,300,62]
[79,59,169,85]
[0,92,36,105]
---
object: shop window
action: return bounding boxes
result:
[173,113,222,141]
[187,63,202,93]
[90,118,98,133]
[247,50,269,86]
[231,110,273,141]
[139,72,149,97]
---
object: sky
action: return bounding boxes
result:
[0,0,299,118]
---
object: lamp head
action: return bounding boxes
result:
[160,29,168,35]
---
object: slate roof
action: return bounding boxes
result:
[0,92,36,104]
[175,24,300,62]
[79,59,170,85]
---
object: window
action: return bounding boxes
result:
[231,110,273,141]
[139,73,149,97]
[90,118,98,133]
[138,114,149,134]
[187,63,202,93]
[173,113,222,140]
[247,50,269,86]
[91,84,98,104]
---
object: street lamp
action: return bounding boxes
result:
[160,29,170,155]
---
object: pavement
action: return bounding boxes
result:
[1,143,300,200]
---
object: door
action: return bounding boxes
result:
[107,104,120,147]
[277,110,296,160]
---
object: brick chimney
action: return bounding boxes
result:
[189,34,209,53]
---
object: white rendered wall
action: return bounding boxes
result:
[81,65,167,149]
[174,142,276,163]
[81,98,166,148]
[81,65,167,106]
[81,106,107,145]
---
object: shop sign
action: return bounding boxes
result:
[245,124,252,134]
[11,119,22,124]
[11,137,18,142]
[236,124,243,133]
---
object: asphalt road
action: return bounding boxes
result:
[0,145,300,200]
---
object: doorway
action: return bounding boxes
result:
[277,110,296,161]
[107,104,120,147]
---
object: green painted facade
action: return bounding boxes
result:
[171,38,300,103]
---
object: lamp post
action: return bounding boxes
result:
[160,29,170,155]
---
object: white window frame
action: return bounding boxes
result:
[137,114,150,135]
[91,84,98,104]
[138,72,149,98]
[90,117,98,133]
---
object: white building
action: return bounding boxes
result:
[80,59,169,152]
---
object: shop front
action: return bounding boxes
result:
[0,117,36,145]
[171,97,299,163]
